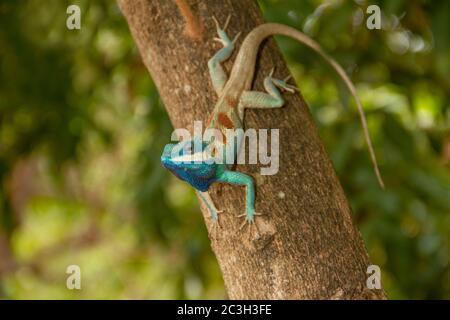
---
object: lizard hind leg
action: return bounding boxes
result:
[238,68,298,110]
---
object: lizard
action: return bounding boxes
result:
[160,16,384,232]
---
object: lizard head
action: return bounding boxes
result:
[161,138,218,192]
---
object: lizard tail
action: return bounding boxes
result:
[235,23,385,188]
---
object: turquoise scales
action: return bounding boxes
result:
[160,16,384,231]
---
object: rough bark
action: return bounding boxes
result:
[118,0,387,300]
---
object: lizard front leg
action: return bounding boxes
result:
[208,16,241,95]
[197,190,224,238]
[215,170,261,229]
[197,191,222,221]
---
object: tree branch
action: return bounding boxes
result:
[118,0,386,299]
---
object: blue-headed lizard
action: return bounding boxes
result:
[161,17,384,232]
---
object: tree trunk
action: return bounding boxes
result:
[118,0,387,300]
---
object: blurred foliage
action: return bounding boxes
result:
[0,0,448,299]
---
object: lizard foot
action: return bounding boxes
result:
[209,210,224,240]
[267,68,299,93]
[212,15,231,32]
[238,213,263,240]
[212,15,241,46]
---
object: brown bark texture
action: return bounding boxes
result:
[118,0,387,300]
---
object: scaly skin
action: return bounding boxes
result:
[161,17,384,233]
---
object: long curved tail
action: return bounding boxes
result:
[233,23,384,188]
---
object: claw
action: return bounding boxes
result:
[212,15,231,32]
[268,67,275,78]
[283,86,295,93]
[238,211,262,238]
[272,77,298,93]
[239,217,261,240]
[232,32,241,44]
[238,212,262,218]
[283,75,299,92]
[239,219,248,230]
[283,75,292,82]
[214,217,222,229]
[253,219,260,235]
[209,215,223,240]
[209,208,224,222]
[212,16,220,30]
[223,15,231,31]
[287,84,299,93]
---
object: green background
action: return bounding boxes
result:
[0,0,449,299]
